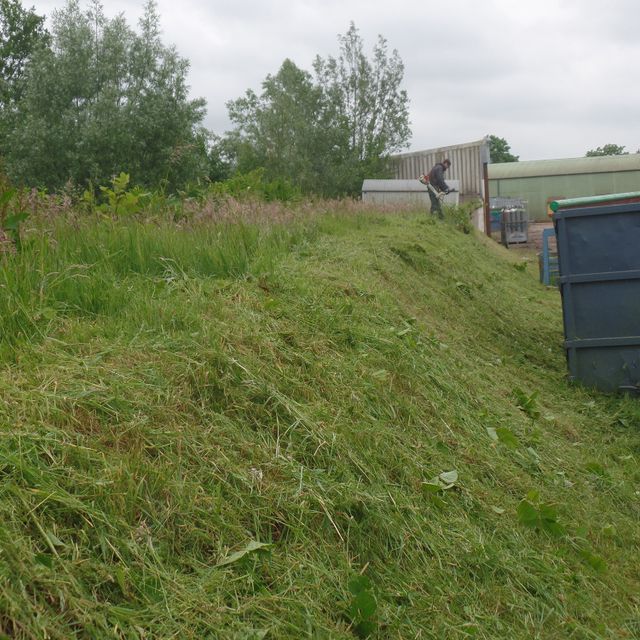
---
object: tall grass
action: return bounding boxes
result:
[1,193,418,357]
[1,204,638,638]
[1,215,303,356]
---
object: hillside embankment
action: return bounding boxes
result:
[0,208,638,639]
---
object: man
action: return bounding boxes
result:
[427,158,452,219]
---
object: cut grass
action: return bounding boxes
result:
[0,208,639,639]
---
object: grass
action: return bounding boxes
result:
[0,205,639,639]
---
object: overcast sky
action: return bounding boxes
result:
[28,0,640,161]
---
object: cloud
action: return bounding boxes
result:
[28,0,640,160]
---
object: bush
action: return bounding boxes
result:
[209,169,302,202]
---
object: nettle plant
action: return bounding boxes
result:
[83,173,151,216]
[0,186,29,252]
[346,575,378,638]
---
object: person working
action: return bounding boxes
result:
[427,159,452,219]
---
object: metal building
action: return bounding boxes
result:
[361,179,460,206]
[489,154,640,221]
[390,137,490,205]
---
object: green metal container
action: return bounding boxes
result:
[554,195,640,393]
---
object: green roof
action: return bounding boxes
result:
[550,192,640,212]
[488,154,640,179]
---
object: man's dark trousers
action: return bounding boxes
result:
[429,190,443,219]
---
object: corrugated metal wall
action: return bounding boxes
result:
[390,137,489,202]
[489,157,640,220]
[492,172,640,220]
[361,179,460,206]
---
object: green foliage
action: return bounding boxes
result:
[96,172,150,216]
[517,490,609,573]
[585,143,629,157]
[0,179,28,250]
[207,133,234,182]
[578,548,607,573]
[513,387,541,421]
[422,469,460,508]
[313,22,410,193]
[0,204,638,637]
[584,461,607,477]
[216,540,272,568]
[489,135,519,163]
[4,0,207,192]
[226,23,410,197]
[210,168,302,202]
[347,576,378,638]
[430,469,459,489]
[0,0,48,126]
[486,426,520,449]
[517,490,566,537]
[443,199,481,234]
[226,59,325,194]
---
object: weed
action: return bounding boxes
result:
[517,490,566,537]
[513,387,541,421]
[96,172,151,215]
[347,576,378,638]
[0,205,638,638]
[0,185,29,252]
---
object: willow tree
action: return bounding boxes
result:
[313,22,411,185]
[5,0,207,190]
[0,0,48,149]
[225,23,411,197]
[226,58,325,194]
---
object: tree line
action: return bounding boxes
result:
[0,0,411,197]
[4,0,633,200]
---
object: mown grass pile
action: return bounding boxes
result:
[0,204,639,639]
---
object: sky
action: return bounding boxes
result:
[27,0,640,161]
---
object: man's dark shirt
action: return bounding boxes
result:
[428,163,449,192]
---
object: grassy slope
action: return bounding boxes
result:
[0,210,639,639]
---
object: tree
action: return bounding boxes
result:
[313,23,411,194]
[224,23,411,197]
[206,133,233,183]
[226,59,324,193]
[489,135,519,163]
[0,0,47,106]
[5,0,207,191]
[0,0,48,146]
[585,144,628,157]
